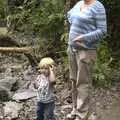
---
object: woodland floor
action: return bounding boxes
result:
[0,30,120,120]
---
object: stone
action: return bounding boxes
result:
[0,86,11,102]
[12,89,36,101]
[3,101,23,119]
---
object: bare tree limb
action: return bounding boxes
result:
[0,35,38,67]
[0,47,32,53]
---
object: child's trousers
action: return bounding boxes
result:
[36,101,55,120]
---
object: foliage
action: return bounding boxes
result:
[91,0,120,87]
[6,0,66,59]
[1,0,119,88]
[8,0,64,36]
[0,0,6,21]
[92,40,112,87]
[101,0,120,62]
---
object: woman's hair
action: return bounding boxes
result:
[38,57,55,68]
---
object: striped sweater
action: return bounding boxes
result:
[67,0,107,49]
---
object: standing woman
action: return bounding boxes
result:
[67,0,107,119]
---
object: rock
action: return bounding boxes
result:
[0,27,7,35]
[11,65,23,74]
[12,89,36,101]
[0,115,3,120]
[0,74,17,91]
[0,77,17,101]
[0,103,4,119]
[3,101,23,119]
[0,86,11,102]
[23,66,36,81]
[61,104,72,110]
[0,81,12,91]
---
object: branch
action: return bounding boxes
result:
[0,47,32,53]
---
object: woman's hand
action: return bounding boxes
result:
[73,35,83,43]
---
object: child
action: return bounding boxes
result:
[33,57,56,120]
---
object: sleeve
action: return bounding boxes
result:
[67,2,80,24]
[81,4,107,43]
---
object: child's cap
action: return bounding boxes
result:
[38,57,55,68]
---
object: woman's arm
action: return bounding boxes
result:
[80,4,107,43]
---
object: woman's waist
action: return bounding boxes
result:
[69,32,80,41]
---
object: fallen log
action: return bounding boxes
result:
[0,35,38,66]
[0,47,32,53]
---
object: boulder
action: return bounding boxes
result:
[0,77,17,101]
[0,86,11,102]
[3,101,23,119]
[12,89,36,101]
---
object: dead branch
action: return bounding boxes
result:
[0,47,32,53]
[0,35,38,67]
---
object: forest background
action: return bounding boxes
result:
[0,0,120,87]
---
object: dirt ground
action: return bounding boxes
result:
[0,30,120,120]
[0,53,120,120]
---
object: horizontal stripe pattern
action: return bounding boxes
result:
[67,0,107,49]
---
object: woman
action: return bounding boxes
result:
[67,0,107,119]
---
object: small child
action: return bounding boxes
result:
[33,57,56,120]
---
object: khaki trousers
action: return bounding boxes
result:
[67,46,96,113]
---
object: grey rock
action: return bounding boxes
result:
[0,86,11,102]
[3,101,23,119]
[12,89,36,101]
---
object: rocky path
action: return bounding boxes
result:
[0,53,120,120]
[97,98,120,120]
[91,88,120,120]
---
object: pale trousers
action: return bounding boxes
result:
[67,46,96,113]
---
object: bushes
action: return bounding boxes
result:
[0,0,6,26]
[7,0,65,58]
[92,0,120,87]
[7,0,64,37]
[92,40,112,87]
[0,0,6,19]
[2,0,119,87]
